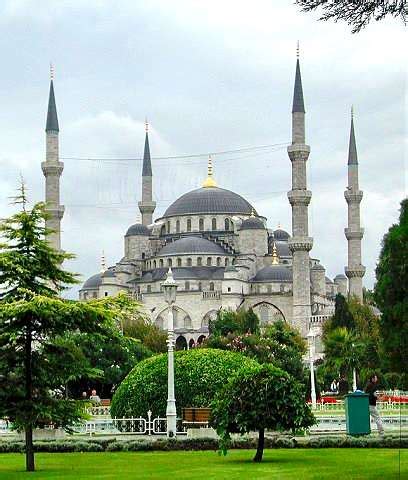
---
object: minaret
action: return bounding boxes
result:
[344,107,365,300]
[287,45,313,336]
[138,120,156,226]
[41,65,64,251]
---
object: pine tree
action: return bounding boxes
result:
[0,185,114,471]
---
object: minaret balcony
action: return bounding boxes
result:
[344,227,364,240]
[44,205,65,220]
[345,266,366,278]
[287,144,310,162]
[288,236,313,252]
[138,201,157,213]
[344,190,363,204]
[41,161,64,177]
[287,190,312,206]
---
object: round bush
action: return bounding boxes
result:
[111,348,258,418]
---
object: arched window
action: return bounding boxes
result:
[259,304,269,323]
[209,282,214,291]
[167,221,170,234]
[168,258,172,267]
[141,252,145,259]
[177,258,182,267]
[146,285,151,293]
[199,218,204,231]
[187,258,192,266]
[153,260,157,268]
[267,285,272,293]
[216,257,221,266]
[225,258,229,267]
[212,218,217,230]
[224,218,230,230]
[161,225,166,236]
[185,281,190,291]
[176,220,180,233]
[197,257,202,266]
[184,316,192,328]
[159,259,164,267]
[207,257,212,266]
[198,282,202,291]
[187,219,192,232]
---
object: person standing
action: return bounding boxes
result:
[365,374,384,437]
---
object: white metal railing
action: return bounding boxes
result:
[313,401,407,412]
[309,315,332,325]
[202,291,221,300]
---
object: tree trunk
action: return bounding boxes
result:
[253,428,265,462]
[25,328,35,472]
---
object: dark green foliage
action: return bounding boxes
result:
[208,308,259,336]
[122,316,167,353]
[296,0,407,33]
[375,198,408,374]
[111,348,258,418]
[331,294,355,330]
[205,317,306,382]
[210,363,315,461]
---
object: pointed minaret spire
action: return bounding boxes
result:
[344,108,365,300]
[46,64,59,133]
[42,67,64,251]
[292,42,305,115]
[138,119,156,225]
[348,106,358,165]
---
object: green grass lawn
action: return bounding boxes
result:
[0,449,406,479]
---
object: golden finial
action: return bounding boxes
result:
[271,242,279,265]
[50,62,54,81]
[296,40,300,59]
[250,208,255,218]
[202,155,217,188]
[145,117,149,133]
[101,250,107,273]
[277,221,282,229]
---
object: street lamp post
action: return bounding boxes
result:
[162,268,178,438]
[307,328,317,409]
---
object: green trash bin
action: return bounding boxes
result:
[344,391,371,436]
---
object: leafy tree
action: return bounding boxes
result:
[0,188,114,471]
[375,198,408,373]
[210,363,315,462]
[331,294,355,330]
[208,308,259,336]
[122,316,167,353]
[296,0,407,33]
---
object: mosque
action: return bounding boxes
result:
[41,55,366,351]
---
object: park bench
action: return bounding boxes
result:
[182,407,211,428]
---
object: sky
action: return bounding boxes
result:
[0,0,406,298]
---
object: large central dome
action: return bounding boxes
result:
[163,186,255,217]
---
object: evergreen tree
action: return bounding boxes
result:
[374,198,408,373]
[0,187,114,471]
[331,294,355,330]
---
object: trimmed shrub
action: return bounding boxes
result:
[111,348,259,418]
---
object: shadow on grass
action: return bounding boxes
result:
[225,454,315,465]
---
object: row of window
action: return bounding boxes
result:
[143,281,216,294]
[162,217,232,235]
[146,256,231,269]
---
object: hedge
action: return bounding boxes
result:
[0,435,406,453]
[110,348,259,418]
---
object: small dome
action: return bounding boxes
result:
[157,236,226,256]
[125,223,150,237]
[275,241,291,257]
[163,187,255,217]
[240,217,265,230]
[334,274,347,280]
[312,263,325,271]
[273,229,290,241]
[82,273,102,289]
[325,276,333,284]
[102,268,116,278]
[251,265,292,283]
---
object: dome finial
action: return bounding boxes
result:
[101,250,107,273]
[351,105,354,119]
[202,155,217,188]
[277,221,282,229]
[296,40,300,59]
[145,117,149,132]
[271,242,279,265]
[50,62,54,81]
[250,207,255,218]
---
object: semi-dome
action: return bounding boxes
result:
[240,217,265,230]
[82,273,102,289]
[251,265,292,283]
[157,236,226,256]
[163,186,255,217]
[125,223,150,237]
[312,263,325,271]
[273,228,290,241]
